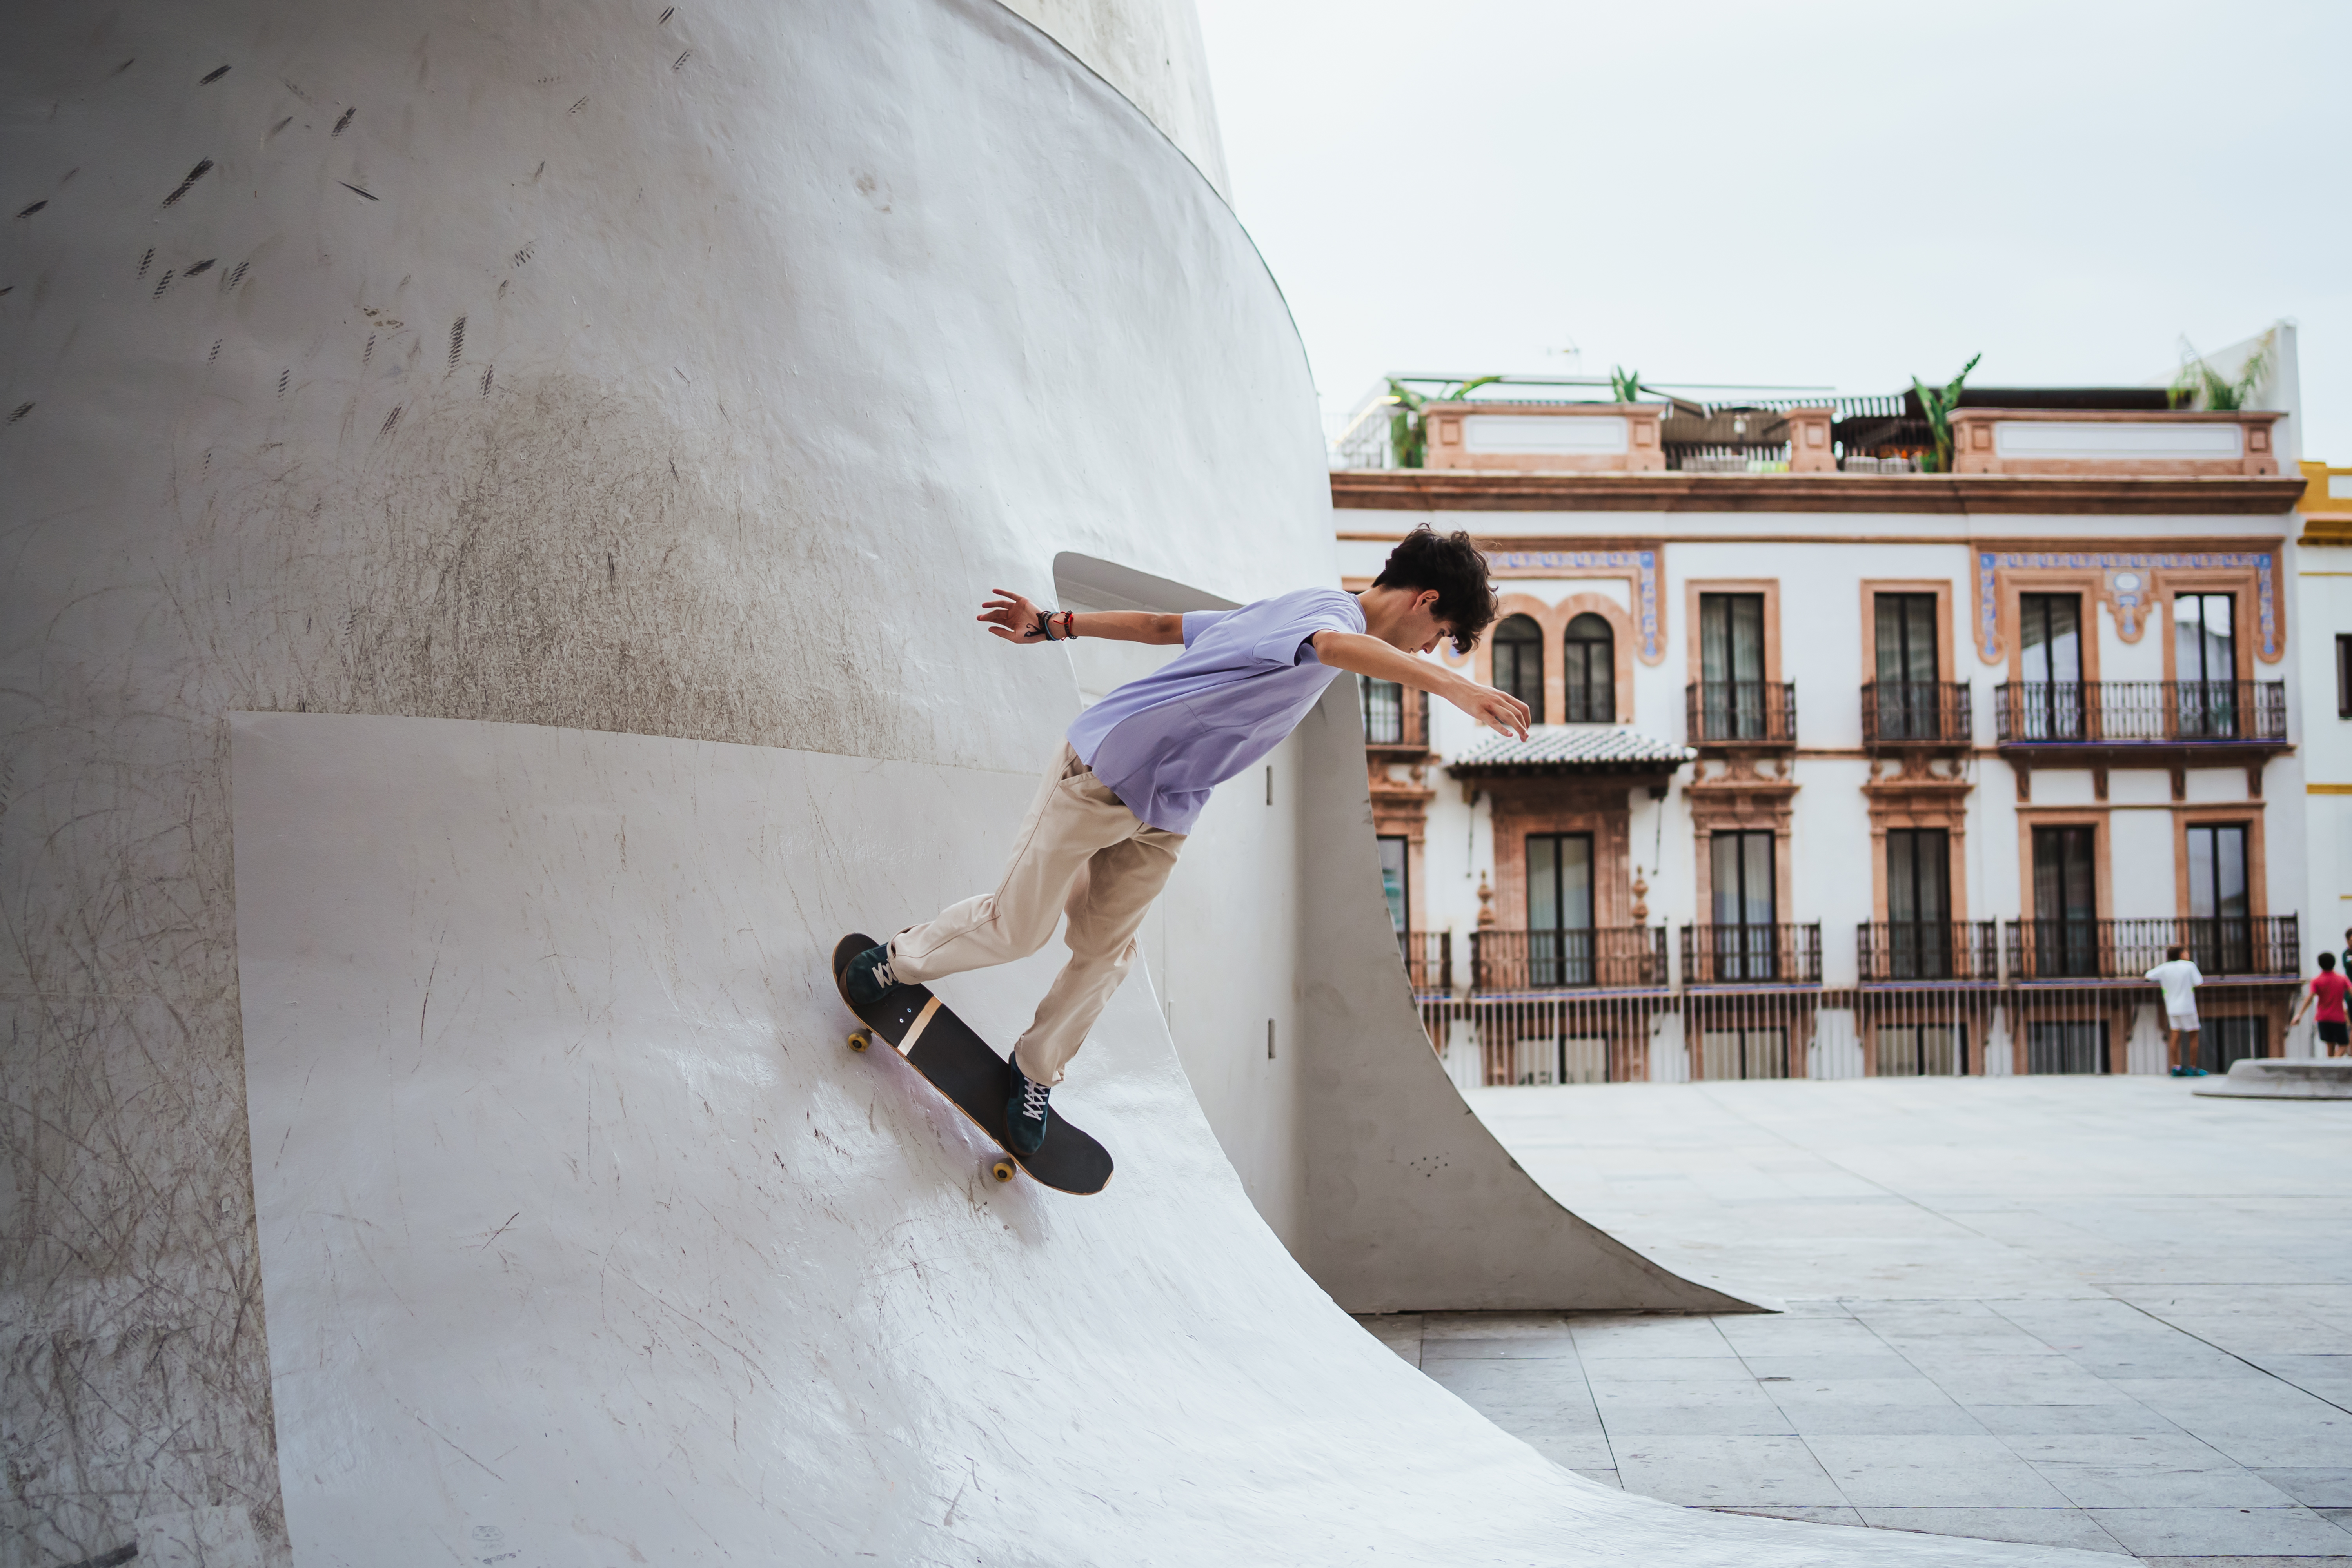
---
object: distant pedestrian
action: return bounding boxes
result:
[2146,944,2205,1076]
[2340,927,2352,978]
[2290,951,2352,1060]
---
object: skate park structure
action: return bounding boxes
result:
[3,1,2103,1562]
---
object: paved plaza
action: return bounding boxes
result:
[1360,1077,2352,1562]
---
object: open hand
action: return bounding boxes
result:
[978,588,1049,643]
[1448,681,1531,740]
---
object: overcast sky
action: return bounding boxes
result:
[1192,0,2352,461]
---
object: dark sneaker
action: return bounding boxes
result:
[2169,1065,2185,1077]
[842,943,900,1007]
[2189,1066,2210,1076]
[1006,1059,1050,1154]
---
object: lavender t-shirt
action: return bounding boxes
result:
[1067,588,1366,834]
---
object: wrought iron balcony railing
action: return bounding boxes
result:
[1680,922,1822,986]
[2004,915,2299,980]
[1861,681,1972,746]
[1399,930,1452,994]
[1992,681,2287,745]
[1468,927,1671,993]
[1686,681,1799,746]
[1858,920,2001,983]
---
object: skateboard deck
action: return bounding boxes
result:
[832,933,1113,1195]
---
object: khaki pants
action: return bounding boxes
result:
[889,744,1185,1085]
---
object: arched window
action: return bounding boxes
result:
[1491,614,1544,724]
[1562,612,1615,722]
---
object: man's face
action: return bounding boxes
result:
[1393,590,1455,656]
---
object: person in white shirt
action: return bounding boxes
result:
[2145,944,2205,1077]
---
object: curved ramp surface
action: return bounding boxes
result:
[230,711,2089,1565]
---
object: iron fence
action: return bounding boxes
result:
[1468,927,1671,993]
[1993,681,2288,745]
[1858,921,2001,983]
[1687,681,1799,745]
[1400,930,1452,995]
[2006,916,2299,980]
[1861,681,1972,746]
[1680,923,1823,986]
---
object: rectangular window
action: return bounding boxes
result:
[2018,593,2084,740]
[2174,593,2238,738]
[1526,832,1595,986]
[2185,822,2250,972]
[2030,825,2097,977]
[1873,592,1941,740]
[2338,634,2352,719]
[1709,829,1776,980]
[1376,835,1409,936]
[1699,593,1767,740]
[1699,1028,1787,1080]
[2027,1019,2105,1074]
[1876,1024,1964,1077]
[1885,828,1952,979]
[2201,1016,2264,1074]
[1359,676,1405,745]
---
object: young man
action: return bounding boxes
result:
[841,526,1528,1152]
[2290,951,2352,1059]
[2145,944,2205,1076]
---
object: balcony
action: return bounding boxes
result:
[1686,681,1798,747]
[2005,916,2299,982]
[1468,927,1671,993]
[1680,923,1822,987]
[1861,681,1972,748]
[1399,930,1453,994]
[1992,682,2288,751]
[1858,921,2001,984]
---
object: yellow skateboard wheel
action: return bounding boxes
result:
[990,1158,1017,1183]
[847,1029,871,1053]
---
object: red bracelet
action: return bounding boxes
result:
[1061,611,1078,641]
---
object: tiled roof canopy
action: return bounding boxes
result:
[1448,726,1696,778]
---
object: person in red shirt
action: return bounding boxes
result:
[2290,951,2352,1058]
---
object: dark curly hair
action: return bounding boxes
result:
[1371,524,1497,653]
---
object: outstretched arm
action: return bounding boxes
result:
[1311,629,1531,740]
[978,590,1183,646]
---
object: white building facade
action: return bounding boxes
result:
[1336,375,2316,1086]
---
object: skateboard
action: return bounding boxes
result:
[831,933,1113,1194]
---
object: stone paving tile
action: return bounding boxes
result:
[2256,1472,2352,1508]
[1353,1313,1422,1367]
[1511,1431,1617,1471]
[1590,1379,1797,1437]
[1567,1316,1738,1359]
[2084,1507,2352,1557]
[1773,1401,1995,1437]
[2032,1463,2305,1510]
[1904,1356,2141,1407]
[1612,1434,1849,1508]
[1574,1354,1759,1382]
[1734,1352,1924,1381]
[1805,1434,2072,1508]
[1709,1504,1869,1526]
[2003,1433,2240,1467]
[2134,1558,2352,1567]
[1965,1404,2194,1437]
[2106,1380,2352,1468]
[1853,1506,2130,1553]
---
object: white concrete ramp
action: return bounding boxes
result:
[229,711,2091,1564]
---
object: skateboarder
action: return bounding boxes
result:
[2289,951,2352,1058]
[841,526,1527,1153]
[2145,944,2204,1076]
